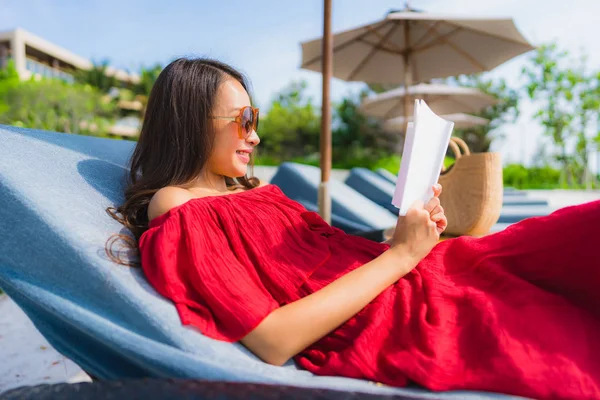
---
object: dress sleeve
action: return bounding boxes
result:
[138,203,280,342]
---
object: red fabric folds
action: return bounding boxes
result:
[139,184,600,399]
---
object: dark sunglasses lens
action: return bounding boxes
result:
[242,107,253,137]
[255,110,259,132]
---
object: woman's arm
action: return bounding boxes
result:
[240,245,420,366]
[241,185,446,366]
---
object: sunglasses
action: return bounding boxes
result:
[211,106,260,139]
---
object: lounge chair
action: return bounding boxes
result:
[375,168,398,184]
[351,168,551,224]
[374,168,547,205]
[270,163,397,232]
[0,125,520,399]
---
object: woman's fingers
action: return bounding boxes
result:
[430,204,443,216]
[425,184,443,213]
[425,196,440,213]
[431,212,445,222]
[431,212,448,234]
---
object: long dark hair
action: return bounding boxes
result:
[106,58,259,266]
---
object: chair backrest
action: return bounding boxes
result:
[375,168,398,184]
[271,162,396,231]
[345,168,398,215]
[0,126,299,381]
[0,126,513,399]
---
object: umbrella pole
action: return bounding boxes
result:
[403,55,412,132]
[403,20,413,133]
[319,0,333,224]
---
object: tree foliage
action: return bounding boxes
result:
[522,43,600,187]
[2,50,598,189]
[448,75,520,153]
[0,73,117,135]
[332,90,396,168]
[74,59,119,92]
[256,81,397,168]
[256,81,321,163]
[134,64,163,96]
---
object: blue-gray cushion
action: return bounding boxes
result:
[351,168,550,225]
[0,125,518,399]
[271,162,397,232]
[345,168,399,215]
[375,169,548,207]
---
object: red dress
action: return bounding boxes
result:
[139,184,600,399]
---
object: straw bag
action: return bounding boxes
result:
[438,137,503,236]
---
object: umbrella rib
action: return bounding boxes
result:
[361,24,405,53]
[411,21,443,50]
[426,94,440,107]
[412,27,462,53]
[413,25,487,71]
[384,96,407,120]
[302,20,391,68]
[441,20,536,48]
[355,39,405,55]
[451,97,479,113]
[347,21,399,81]
[438,34,488,71]
[412,20,534,52]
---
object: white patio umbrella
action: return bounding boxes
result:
[302,5,534,222]
[383,113,489,133]
[301,8,535,86]
[360,83,498,120]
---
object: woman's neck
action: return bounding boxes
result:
[188,171,229,193]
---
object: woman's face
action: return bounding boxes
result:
[206,78,260,179]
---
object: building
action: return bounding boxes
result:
[0,28,142,137]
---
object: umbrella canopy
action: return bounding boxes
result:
[303,6,534,222]
[360,83,498,119]
[301,9,535,85]
[383,112,489,133]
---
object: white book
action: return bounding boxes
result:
[392,99,455,216]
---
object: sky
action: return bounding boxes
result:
[1,0,599,169]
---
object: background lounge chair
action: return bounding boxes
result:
[374,168,548,206]
[351,168,551,225]
[270,163,397,232]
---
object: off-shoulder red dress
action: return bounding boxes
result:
[139,184,600,399]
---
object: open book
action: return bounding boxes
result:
[392,100,454,216]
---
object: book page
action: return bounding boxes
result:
[392,100,454,216]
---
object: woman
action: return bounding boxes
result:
[107,57,600,400]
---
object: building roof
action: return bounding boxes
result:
[0,28,140,84]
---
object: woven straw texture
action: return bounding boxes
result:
[439,137,503,236]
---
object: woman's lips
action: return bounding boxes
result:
[236,150,251,163]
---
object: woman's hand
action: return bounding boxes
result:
[387,184,447,262]
[428,184,448,235]
[244,188,446,365]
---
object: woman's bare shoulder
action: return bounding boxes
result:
[148,186,195,222]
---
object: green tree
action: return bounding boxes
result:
[256,80,321,163]
[447,75,520,153]
[258,80,400,169]
[332,90,395,168]
[577,69,600,187]
[522,43,600,187]
[134,63,163,96]
[74,59,119,93]
[0,58,19,82]
[133,63,163,118]
[0,78,117,135]
[0,59,20,116]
